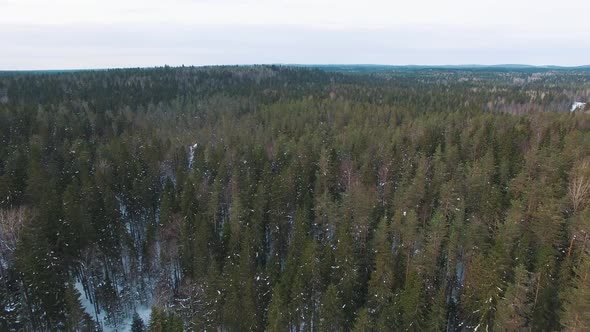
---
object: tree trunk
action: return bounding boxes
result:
[567,236,576,258]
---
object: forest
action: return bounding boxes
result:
[0,65,589,331]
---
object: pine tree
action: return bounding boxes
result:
[560,248,590,332]
[64,282,96,332]
[460,253,502,331]
[426,288,447,332]
[333,215,357,324]
[179,178,207,278]
[147,307,164,332]
[159,178,177,226]
[351,307,372,332]
[399,271,426,331]
[198,264,223,330]
[367,218,394,317]
[495,264,533,331]
[267,284,289,332]
[237,228,259,331]
[320,284,343,332]
[164,311,183,331]
[131,312,146,332]
[15,189,69,330]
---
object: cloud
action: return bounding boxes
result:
[2,0,589,29]
[1,0,589,69]
[1,23,589,69]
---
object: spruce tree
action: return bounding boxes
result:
[131,312,146,332]
[495,264,533,331]
[560,248,590,332]
[320,284,343,332]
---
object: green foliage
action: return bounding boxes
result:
[1,66,590,331]
[560,249,590,332]
[351,307,372,332]
[494,264,533,331]
[131,312,146,332]
[320,284,343,332]
[148,308,182,332]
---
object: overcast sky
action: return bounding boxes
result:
[1,0,589,69]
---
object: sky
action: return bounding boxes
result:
[1,0,590,69]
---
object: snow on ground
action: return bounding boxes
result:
[117,305,152,332]
[75,280,152,332]
[188,143,198,169]
[74,280,107,330]
[571,102,586,112]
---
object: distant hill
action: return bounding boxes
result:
[289,64,590,73]
[3,64,590,74]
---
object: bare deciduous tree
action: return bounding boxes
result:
[568,159,590,213]
[0,206,31,274]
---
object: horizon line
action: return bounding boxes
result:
[2,63,590,72]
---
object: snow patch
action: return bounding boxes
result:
[117,306,152,332]
[75,280,106,329]
[188,143,198,169]
[75,280,152,332]
[571,102,586,112]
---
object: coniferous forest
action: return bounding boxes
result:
[1,65,590,331]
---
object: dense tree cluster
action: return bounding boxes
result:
[0,66,589,331]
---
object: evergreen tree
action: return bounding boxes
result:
[64,282,96,332]
[426,288,447,332]
[320,284,343,332]
[399,271,426,331]
[1,65,590,331]
[148,308,166,332]
[495,264,533,331]
[560,249,590,332]
[367,218,395,317]
[267,284,289,332]
[351,307,372,332]
[131,312,146,332]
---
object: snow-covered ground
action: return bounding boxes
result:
[116,306,152,332]
[188,143,198,169]
[74,281,106,329]
[75,280,152,332]
[571,102,586,112]
[74,194,156,332]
